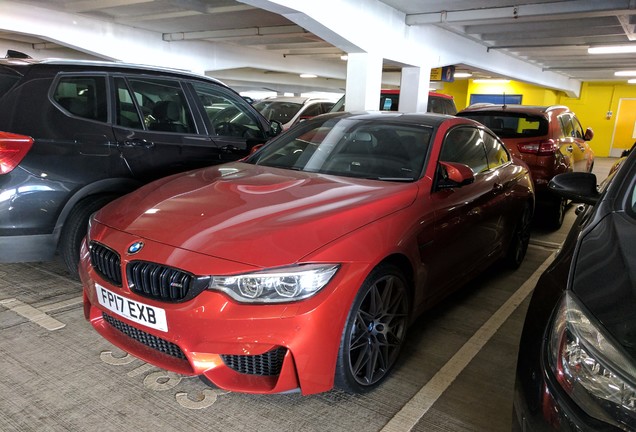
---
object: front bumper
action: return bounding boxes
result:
[512,365,625,432]
[79,236,365,395]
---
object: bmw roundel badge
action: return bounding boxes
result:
[128,241,144,255]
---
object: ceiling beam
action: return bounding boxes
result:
[617,15,636,40]
[152,0,255,15]
[406,0,636,25]
[163,25,307,42]
[118,11,203,22]
[65,0,153,13]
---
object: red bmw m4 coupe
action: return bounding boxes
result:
[81,111,534,395]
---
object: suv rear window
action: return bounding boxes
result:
[460,112,548,139]
[0,72,20,96]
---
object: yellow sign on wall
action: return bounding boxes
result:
[430,66,455,82]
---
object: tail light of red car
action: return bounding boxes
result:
[518,139,559,156]
[0,131,34,174]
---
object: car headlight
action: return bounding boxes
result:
[547,292,636,429]
[208,264,339,303]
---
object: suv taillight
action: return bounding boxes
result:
[0,131,33,174]
[517,139,559,156]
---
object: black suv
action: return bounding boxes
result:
[0,55,280,276]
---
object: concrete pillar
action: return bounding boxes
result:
[398,66,431,113]
[345,52,383,111]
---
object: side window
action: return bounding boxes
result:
[559,114,575,138]
[571,115,585,139]
[321,102,334,113]
[483,132,510,169]
[380,95,398,111]
[53,76,107,122]
[440,126,489,174]
[191,82,264,139]
[444,99,457,115]
[114,77,142,129]
[428,97,442,114]
[301,104,322,118]
[126,77,196,134]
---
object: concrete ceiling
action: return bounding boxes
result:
[2,0,636,95]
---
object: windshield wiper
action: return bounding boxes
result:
[374,177,414,182]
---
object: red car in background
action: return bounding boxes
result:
[458,104,594,228]
[330,90,457,115]
[380,89,458,115]
[81,112,534,395]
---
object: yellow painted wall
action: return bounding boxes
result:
[436,79,469,110]
[559,82,636,157]
[440,78,636,157]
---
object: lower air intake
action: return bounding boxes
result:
[102,313,186,360]
[221,347,287,376]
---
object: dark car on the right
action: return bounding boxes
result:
[513,150,636,431]
[458,104,594,228]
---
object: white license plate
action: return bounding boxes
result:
[96,283,168,332]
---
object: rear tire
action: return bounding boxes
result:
[59,195,117,279]
[504,203,532,269]
[334,264,409,393]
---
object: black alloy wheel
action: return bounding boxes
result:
[505,203,532,269]
[335,264,409,393]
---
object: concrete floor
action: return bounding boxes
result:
[0,159,615,432]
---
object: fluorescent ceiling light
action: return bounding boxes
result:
[588,45,636,54]
[300,73,317,78]
[628,79,636,84]
[340,55,348,61]
[615,71,636,76]
[454,72,473,78]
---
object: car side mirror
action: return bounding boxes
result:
[268,120,283,137]
[549,172,599,205]
[584,127,594,141]
[437,161,475,189]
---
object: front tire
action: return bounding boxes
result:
[59,195,117,278]
[548,196,566,230]
[334,264,409,393]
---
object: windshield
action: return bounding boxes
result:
[253,100,303,124]
[459,112,548,139]
[246,116,432,181]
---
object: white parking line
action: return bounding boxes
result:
[39,296,83,313]
[529,239,563,250]
[0,298,66,331]
[380,251,557,432]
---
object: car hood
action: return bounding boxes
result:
[572,210,636,359]
[94,162,418,267]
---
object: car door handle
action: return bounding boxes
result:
[123,138,154,148]
[493,183,504,192]
[221,145,238,153]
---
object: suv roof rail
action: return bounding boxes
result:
[466,103,494,108]
[22,58,226,85]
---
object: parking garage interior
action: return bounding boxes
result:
[1,1,635,431]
